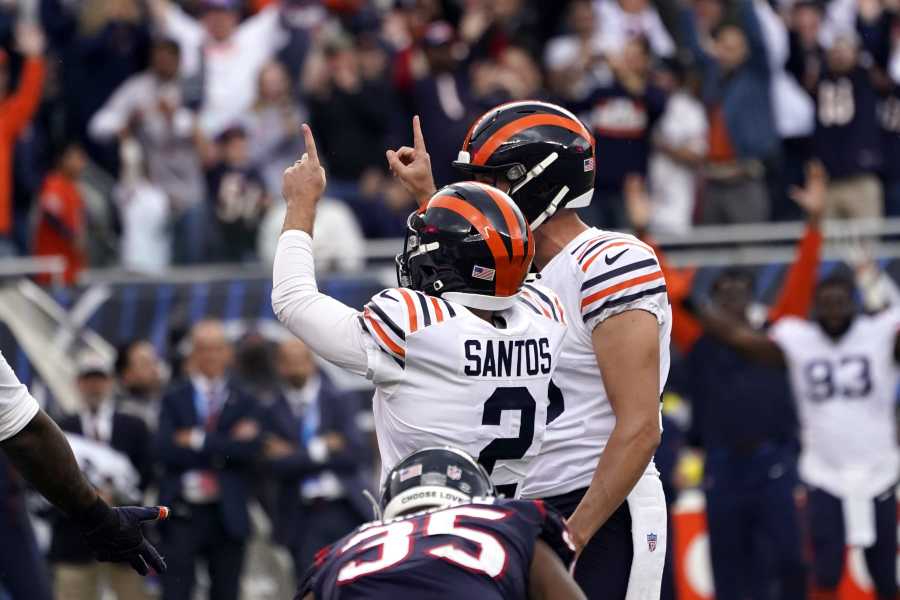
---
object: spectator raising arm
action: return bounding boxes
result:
[0,23,46,236]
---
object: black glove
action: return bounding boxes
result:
[78,498,169,575]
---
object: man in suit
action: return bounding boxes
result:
[263,339,370,577]
[115,339,166,431]
[49,354,153,600]
[156,319,262,600]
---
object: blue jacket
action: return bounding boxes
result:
[156,379,263,540]
[682,0,779,160]
[263,377,371,549]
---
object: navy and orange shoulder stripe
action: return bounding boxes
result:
[519,283,566,325]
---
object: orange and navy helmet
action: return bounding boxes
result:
[396,182,534,310]
[453,101,595,230]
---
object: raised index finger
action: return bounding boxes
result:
[412,115,427,153]
[301,123,319,164]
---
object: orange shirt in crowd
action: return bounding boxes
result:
[706,105,736,164]
[642,224,823,353]
[34,172,85,285]
[0,57,45,235]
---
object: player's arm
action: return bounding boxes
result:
[696,306,787,367]
[386,116,438,209]
[528,540,587,600]
[1,410,167,574]
[767,161,825,322]
[566,309,663,549]
[272,124,370,376]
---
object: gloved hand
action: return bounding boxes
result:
[78,498,169,575]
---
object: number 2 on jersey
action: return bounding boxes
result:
[335,507,509,583]
[478,387,536,497]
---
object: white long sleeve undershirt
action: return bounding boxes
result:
[271,230,369,376]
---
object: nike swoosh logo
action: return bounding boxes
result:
[605,249,629,265]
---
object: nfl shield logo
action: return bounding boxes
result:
[647,533,658,552]
[446,465,462,480]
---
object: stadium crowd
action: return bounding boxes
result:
[0,0,895,282]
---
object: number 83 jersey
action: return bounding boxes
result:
[769,310,900,498]
[361,286,567,496]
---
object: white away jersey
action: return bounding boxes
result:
[0,350,40,441]
[360,286,568,497]
[770,312,900,499]
[520,228,672,498]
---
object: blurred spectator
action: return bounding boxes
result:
[115,339,166,430]
[33,143,88,285]
[593,0,676,59]
[0,456,53,600]
[459,0,542,58]
[304,30,391,183]
[810,33,883,219]
[88,37,207,264]
[41,0,151,166]
[683,0,778,224]
[341,172,417,238]
[882,47,900,214]
[114,138,172,273]
[647,59,707,234]
[543,0,604,100]
[149,0,286,137]
[243,60,305,200]
[756,0,816,222]
[572,36,667,228]
[276,0,329,78]
[206,126,270,263]
[156,319,262,600]
[408,21,477,186]
[0,23,45,256]
[233,332,279,401]
[470,44,543,107]
[49,354,152,600]
[258,194,365,271]
[263,339,369,577]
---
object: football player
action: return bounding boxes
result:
[298,447,585,600]
[386,106,670,598]
[0,352,167,575]
[697,274,898,600]
[273,125,567,495]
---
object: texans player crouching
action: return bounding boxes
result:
[298,447,585,600]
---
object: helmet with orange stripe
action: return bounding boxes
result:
[396,181,534,311]
[452,101,595,230]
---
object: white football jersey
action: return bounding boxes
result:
[361,286,568,497]
[770,312,900,498]
[0,350,40,442]
[520,228,672,498]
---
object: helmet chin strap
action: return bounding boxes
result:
[510,152,559,195]
[529,185,569,230]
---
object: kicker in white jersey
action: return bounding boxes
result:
[770,310,900,500]
[521,227,672,498]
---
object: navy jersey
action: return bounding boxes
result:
[813,67,882,179]
[298,498,575,600]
